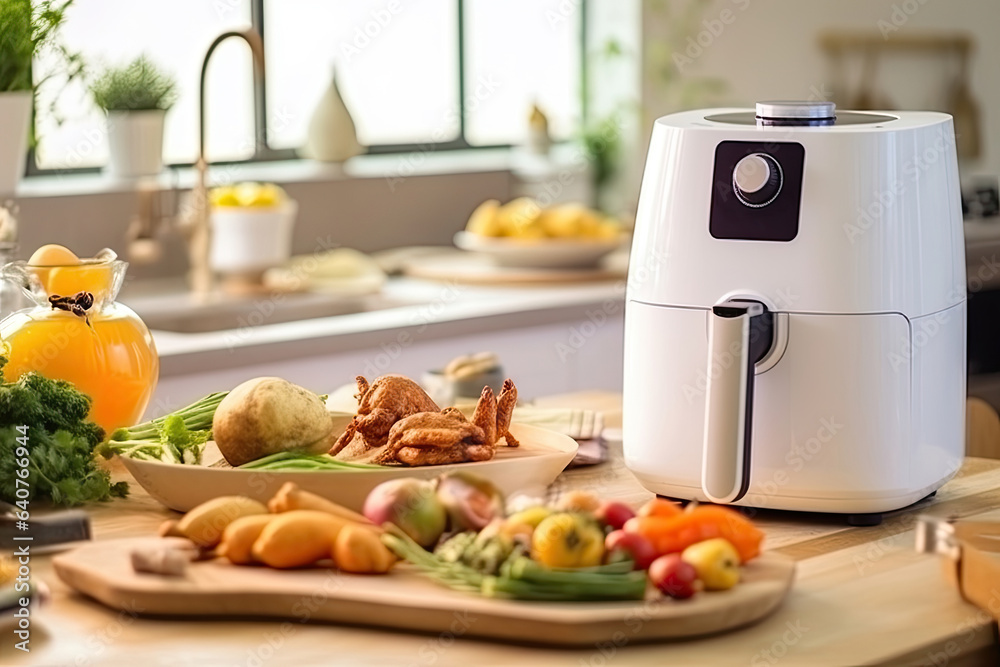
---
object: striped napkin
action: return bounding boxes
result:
[511,407,606,467]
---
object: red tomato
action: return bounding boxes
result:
[605,530,657,570]
[595,501,636,531]
[648,554,699,599]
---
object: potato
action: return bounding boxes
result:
[213,377,334,466]
[175,495,269,548]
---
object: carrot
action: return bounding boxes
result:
[623,505,763,562]
[637,498,684,519]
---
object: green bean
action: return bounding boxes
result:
[482,575,646,601]
[238,451,298,467]
[238,452,380,471]
[252,462,337,471]
[509,557,640,583]
[382,525,648,602]
[507,557,647,590]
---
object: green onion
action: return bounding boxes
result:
[108,391,227,442]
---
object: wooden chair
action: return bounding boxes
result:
[966,396,1000,459]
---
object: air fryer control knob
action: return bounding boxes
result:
[733,153,782,207]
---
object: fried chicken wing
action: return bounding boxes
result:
[371,379,521,466]
[330,375,440,454]
[394,443,495,466]
[470,385,497,444]
[496,378,519,447]
[440,406,467,421]
[373,410,487,466]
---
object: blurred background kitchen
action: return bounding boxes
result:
[0,0,998,413]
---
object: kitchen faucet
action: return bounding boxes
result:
[183,28,266,297]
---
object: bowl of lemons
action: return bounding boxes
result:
[209,182,298,279]
[455,198,626,269]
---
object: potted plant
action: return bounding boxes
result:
[90,55,177,178]
[0,0,75,195]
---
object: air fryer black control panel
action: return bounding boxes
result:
[709,141,805,242]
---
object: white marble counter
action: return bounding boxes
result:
[123,277,627,379]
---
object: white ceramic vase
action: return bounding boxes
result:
[106,109,165,178]
[302,70,363,163]
[0,91,33,196]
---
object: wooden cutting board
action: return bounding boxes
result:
[53,537,795,646]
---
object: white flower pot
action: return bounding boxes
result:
[0,91,33,197]
[209,201,298,277]
[106,109,165,178]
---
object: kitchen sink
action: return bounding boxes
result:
[127,289,410,334]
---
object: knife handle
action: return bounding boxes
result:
[0,510,91,548]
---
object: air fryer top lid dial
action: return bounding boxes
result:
[704,100,897,127]
[756,100,836,121]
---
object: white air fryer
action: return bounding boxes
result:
[623,101,966,521]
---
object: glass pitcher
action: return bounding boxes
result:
[0,248,159,435]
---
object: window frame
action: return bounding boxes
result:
[25,0,588,177]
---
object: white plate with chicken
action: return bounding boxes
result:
[119,376,578,513]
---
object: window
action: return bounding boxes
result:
[264,0,460,148]
[34,0,256,169]
[464,0,582,145]
[31,0,584,173]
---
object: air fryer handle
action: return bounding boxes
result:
[702,300,771,504]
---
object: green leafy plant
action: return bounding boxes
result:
[90,55,177,112]
[0,356,128,506]
[0,0,78,93]
[581,112,623,197]
[578,38,635,213]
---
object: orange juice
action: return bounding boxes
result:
[1,310,158,434]
[0,247,159,435]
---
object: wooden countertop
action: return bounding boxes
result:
[9,393,1000,666]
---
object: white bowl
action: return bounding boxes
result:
[210,201,298,275]
[119,423,578,513]
[454,231,623,269]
